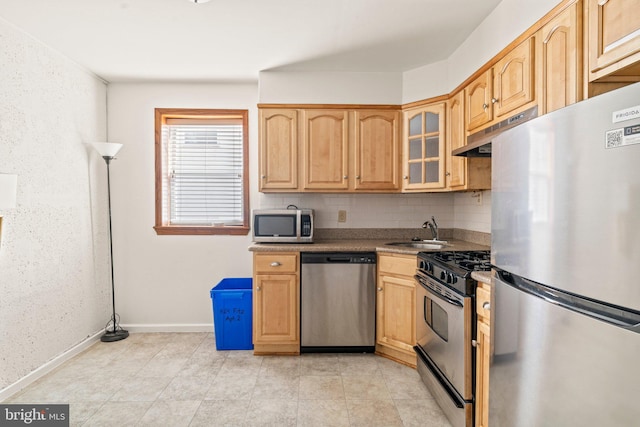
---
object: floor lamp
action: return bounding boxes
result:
[91,142,129,342]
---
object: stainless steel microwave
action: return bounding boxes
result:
[252,209,314,243]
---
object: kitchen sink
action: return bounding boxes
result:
[386,241,449,250]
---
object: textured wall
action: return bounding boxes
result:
[0,18,109,390]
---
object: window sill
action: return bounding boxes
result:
[154,225,250,236]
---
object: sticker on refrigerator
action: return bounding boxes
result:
[605,125,640,149]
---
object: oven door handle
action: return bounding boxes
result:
[414,275,463,308]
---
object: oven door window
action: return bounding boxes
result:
[425,296,448,342]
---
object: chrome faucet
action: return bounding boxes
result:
[422,216,439,241]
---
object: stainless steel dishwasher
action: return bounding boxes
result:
[300,252,376,352]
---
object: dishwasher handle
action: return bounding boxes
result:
[326,256,352,263]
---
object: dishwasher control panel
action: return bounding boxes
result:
[301,252,377,264]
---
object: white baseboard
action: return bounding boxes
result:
[0,330,103,402]
[122,323,213,333]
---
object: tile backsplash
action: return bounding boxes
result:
[257,190,492,233]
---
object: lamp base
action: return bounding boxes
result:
[100,329,129,342]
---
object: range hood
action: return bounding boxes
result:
[452,106,538,157]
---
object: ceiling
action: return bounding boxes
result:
[0,0,502,83]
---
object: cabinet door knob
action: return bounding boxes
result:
[472,339,478,347]
[482,103,488,110]
[445,172,451,176]
[256,286,261,291]
[377,287,383,292]
[356,175,360,179]
[482,302,491,311]
[403,175,408,179]
[343,175,348,179]
[270,262,281,267]
[491,97,498,104]
[261,175,266,179]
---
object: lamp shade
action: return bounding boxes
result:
[0,174,17,209]
[91,142,123,158]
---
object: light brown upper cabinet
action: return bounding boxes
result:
[259,109,298,191]
[466,70,493,131]
[466,37,536,133]
[447,91,467,189]
[258,106,401,193]
[353,110,401,191]
[447,91,491,191]
[302,109,350,191]
[588,0,640,82]
[402,102,446,191]
[536,1,583,114]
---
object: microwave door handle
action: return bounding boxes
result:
[414,275,463,308]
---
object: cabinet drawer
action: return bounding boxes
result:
[254,253,298,274]
[378,254,416,277]
[476,285,491,320]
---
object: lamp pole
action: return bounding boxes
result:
[91,142,128,342]
[102,156,128,341]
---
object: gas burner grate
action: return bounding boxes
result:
[428,250,491,271]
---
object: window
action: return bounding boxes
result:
[154,108,249,235]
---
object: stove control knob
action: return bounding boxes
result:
[426,262,433,273]
[450,274,457,284]
[440,271,446,281]
[419,260,427,270]
[448,273,455,284]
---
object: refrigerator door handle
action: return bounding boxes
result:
[496,270,640,334]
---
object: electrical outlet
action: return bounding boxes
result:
[338,210,347,223]
[473,191,483,206]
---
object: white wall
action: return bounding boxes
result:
[402,0,562,103]
[107,83,259,328]
[259,71,402,104]
[260,0,562,105]
[0,18,109,391]
[446,0,561,90]
[401,60,449,105]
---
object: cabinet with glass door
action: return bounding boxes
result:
[402,102,446,191]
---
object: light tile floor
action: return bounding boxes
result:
[4,333,452,426]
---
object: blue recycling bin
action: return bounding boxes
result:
[210,278,253,350]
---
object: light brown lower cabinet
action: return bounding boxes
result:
[475,280,492,427]
[375,253,417,367]
[253,252,300,355]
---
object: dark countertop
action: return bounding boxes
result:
[471,271,492,284]
[249,238,490,255]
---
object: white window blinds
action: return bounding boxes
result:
[161,116,244,226]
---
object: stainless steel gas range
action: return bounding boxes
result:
[414,250,491,427]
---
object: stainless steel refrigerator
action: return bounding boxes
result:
[490,82,640,426]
